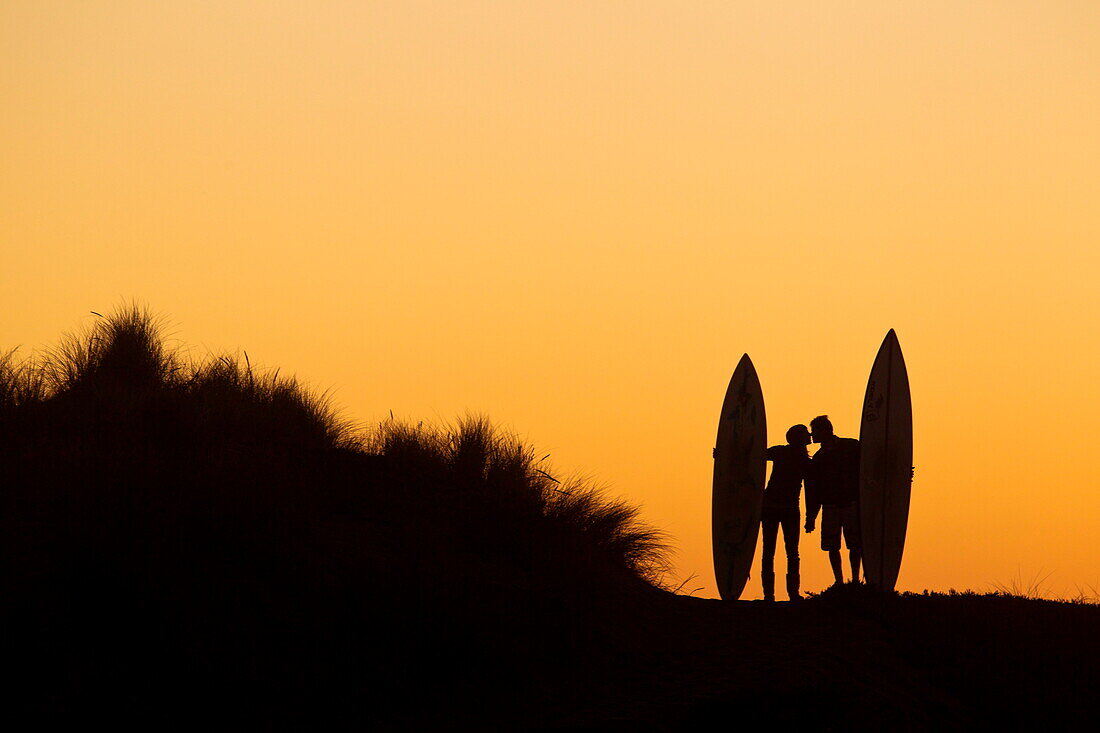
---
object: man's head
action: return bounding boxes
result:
[809,415,834,444]
[786,424,810,447]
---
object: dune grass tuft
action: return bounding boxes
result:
[0,347,47,411]
[41,304,178,393]
[989,567,1056,601]
[1,304,358,451]
[369,414,673,585]
[185,352,359,451]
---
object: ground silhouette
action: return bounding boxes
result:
[2,308,1097,729]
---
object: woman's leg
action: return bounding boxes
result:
[760,512,779,600]
[780,509,801,599]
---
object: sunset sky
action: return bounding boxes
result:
[3,2,1098,599]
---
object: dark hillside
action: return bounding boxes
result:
[2,309,1097,729]
[575,586,1100,729]
[0,308,670,728]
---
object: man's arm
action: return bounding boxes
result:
[804,460,820,532]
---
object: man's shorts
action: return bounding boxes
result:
[821,502,861,551]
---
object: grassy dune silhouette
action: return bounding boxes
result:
[2,307,1098,728]
[0,307,672,727]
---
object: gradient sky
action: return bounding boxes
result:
[3,2,1098,599]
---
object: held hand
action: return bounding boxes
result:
[804,521,815,533]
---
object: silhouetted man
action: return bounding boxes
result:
[804,415,862,586]
[760,424,811,601]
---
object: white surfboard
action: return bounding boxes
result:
[712,354,767,601]
[858,330,913,592]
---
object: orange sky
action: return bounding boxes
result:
[3,2,1098,599]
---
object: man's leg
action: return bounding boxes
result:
[821,505,844,585]
[760,513,779,601]
[842,503,863,583]
[828,549,843,585]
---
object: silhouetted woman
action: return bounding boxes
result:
[760,424,811,601]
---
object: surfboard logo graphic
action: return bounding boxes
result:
[864,380,884,422]
[727,380,758,425]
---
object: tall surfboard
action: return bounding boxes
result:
[712,354,767,601]
[859,330,913,592]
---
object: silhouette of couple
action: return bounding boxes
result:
[760,415,860,601]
